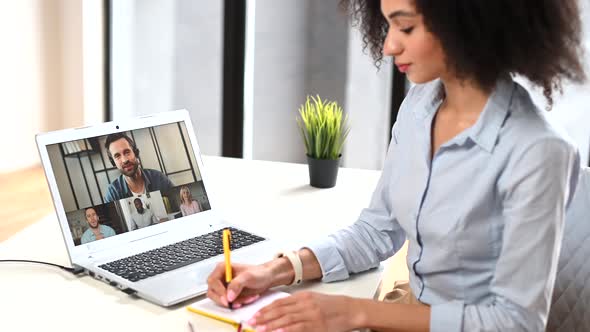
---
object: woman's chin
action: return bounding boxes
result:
[406,73,439,85]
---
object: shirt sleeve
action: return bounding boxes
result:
[305,119,408,282]
[129,218,137,231]
[430,138,580,332]
[104,185,116,203]
[160,172,175,189]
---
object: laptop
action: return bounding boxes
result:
[36,110,280,306]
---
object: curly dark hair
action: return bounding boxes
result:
[340,0,587,108]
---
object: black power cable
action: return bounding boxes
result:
[0,259,85,274]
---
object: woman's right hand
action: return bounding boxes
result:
[206,262,275,308]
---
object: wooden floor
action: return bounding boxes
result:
[0,166,54,242]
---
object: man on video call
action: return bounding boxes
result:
[129,198,160,230]
[104,133,174,203]
[81,207,116,244]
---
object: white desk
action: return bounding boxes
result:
[0,156,408,332]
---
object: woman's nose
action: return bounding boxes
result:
[383,31,403,57]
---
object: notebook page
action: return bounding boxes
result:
[189,291,290,323]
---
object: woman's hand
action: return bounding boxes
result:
[248,291,361,332]
[206,262,275,308]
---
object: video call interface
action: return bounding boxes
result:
[47,121,211,246]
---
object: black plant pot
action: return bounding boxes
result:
[307,155,341,188]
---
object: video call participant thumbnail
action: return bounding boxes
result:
[104,133,174,203]
[129,198,160,230]
[81,207,116,244]
[179,185,202,217]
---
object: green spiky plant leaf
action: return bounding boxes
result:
[296,95,350,160]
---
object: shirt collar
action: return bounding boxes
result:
[412,77,515,153]
[121,167,152,195]
[467,77,514,153]
[413,79,445,120]
[88,225,105,239]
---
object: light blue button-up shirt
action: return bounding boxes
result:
[307,78,580,331]
[81,224,116,244]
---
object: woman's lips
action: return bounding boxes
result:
[396,64,411,73]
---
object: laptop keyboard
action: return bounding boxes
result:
[99,227,265,283]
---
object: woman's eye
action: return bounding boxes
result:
[401,27,414,34]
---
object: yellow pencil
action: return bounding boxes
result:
[223,229,232,282]
[222,228,233,308]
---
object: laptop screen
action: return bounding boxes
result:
[46,121,210,246]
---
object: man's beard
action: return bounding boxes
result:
[89,222,99,229]
[120,160,139,177]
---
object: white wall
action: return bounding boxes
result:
[343,27,393,170]
[82,0,106,125]
[251,1,310,163]
[0,0,104,173]
[110,0,223,156]
[0,1,46,172]
[250,0,393,169]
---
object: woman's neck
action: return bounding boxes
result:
[439,77,491,116]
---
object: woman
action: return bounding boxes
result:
[206,0,586,331]
[179,186,202,217]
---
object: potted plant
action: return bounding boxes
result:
[297,95,350,188]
